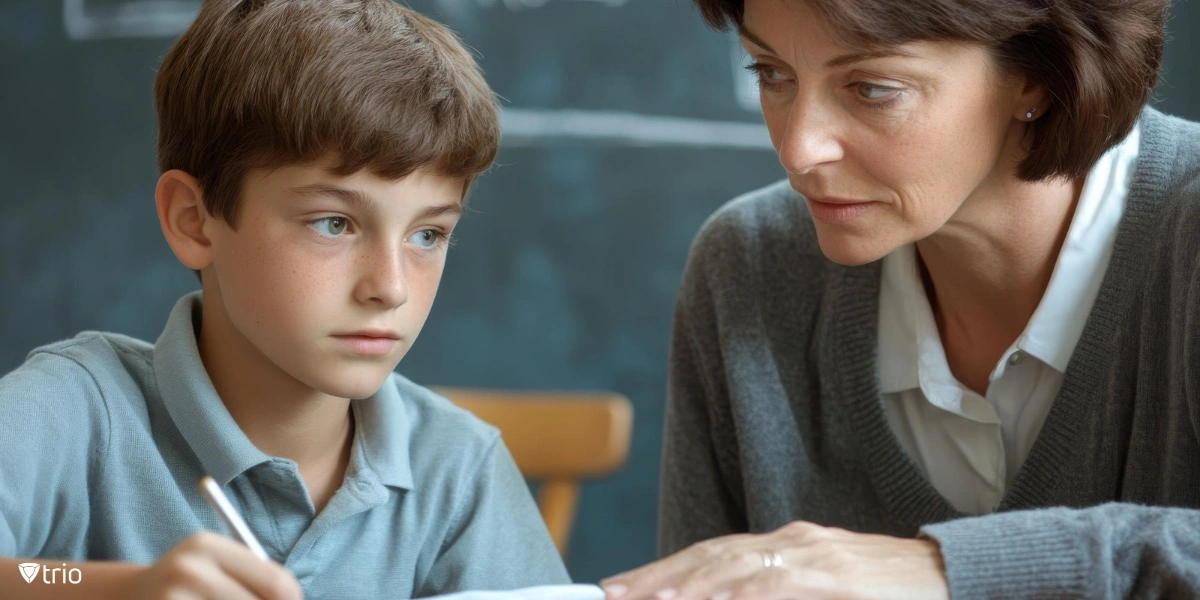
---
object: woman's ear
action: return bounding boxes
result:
[155,169,215,271]
[1015,78,1050,122]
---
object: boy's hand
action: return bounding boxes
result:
[120,532,302,600]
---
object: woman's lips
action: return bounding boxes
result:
[805,197,874,224]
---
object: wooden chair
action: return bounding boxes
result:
[432,387,634,557]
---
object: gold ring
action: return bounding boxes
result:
[759,550,783,568]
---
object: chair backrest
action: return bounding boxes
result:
[431,387,634,557]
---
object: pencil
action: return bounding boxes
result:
[199,475,270,561]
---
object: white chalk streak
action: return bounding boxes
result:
[501,108,773,149]
[64,0,625,40]
[63,0,199,40]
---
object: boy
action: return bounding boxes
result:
[0,0,569,598]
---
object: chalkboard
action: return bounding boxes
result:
[3,0,1200,585]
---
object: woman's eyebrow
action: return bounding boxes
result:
[823,49,919,69]
[738,24,779,55]
[739,24,917,69]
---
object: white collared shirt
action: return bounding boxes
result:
[877,124,1141,515]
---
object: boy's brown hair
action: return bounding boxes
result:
[154,0,500,227]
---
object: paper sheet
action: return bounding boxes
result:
[421,584,607,600]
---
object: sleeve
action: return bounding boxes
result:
[415,438,571,595]
[657,239,748,559]
[918,239,1200,599]
[921,503,1200,598]
[0,350,107,558]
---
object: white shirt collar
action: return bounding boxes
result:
[1016,124,1140,371]
[877,242,925,394]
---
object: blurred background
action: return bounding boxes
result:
[2,0,1200,585]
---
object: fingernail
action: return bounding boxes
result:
[712,592,731,600]
[605,584,628,599]
[656,589,677,600]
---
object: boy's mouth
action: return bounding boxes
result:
[335,328,401,339]
[331,329,402,356]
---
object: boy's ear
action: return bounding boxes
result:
[155,169,215,271]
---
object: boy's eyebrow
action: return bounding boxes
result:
[288,183,463,219]
[738,24,917,69]
[288,183,376,212]
[416,203,464,220]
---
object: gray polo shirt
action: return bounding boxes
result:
[0,292,569,597]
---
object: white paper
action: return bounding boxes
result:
[421,584,607,600]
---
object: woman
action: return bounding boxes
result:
[601,0,1198,598]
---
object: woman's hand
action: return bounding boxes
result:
[600,521,949,600]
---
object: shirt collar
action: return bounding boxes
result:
[154,292,272,486]
[154,292,414,490]
[878,244,929,394]
[1016,123,1140,373]
[351,378,414,490]
[877,245,994,421]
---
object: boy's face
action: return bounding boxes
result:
[202,161,464,400]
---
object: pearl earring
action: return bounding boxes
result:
[1026,109,1036,119]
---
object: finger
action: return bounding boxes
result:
[182,556,261,600]
[723,565,816,600]
[601,535,756,600]
[189,533,303,600]
[671,550,770,600]
[660,523,826,600]
[600,558,689,600]
[155,550,256,600]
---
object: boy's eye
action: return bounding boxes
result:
[310,217,349,237]
[411,229,444,249]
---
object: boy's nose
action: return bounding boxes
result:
[356,249,409,308]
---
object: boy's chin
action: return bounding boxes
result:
[300,362,399,400]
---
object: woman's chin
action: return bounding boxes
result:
[814,230,895,266]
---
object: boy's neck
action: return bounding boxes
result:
[195,293,354,512]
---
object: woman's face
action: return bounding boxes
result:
[744,0,1038,265]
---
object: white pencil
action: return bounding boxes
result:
[199,476,270,561]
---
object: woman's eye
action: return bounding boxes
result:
[760,66,787,82]
[856,83,900,101]
[746,62,791,88]
[410,229,444,249]
[309,217,349,237]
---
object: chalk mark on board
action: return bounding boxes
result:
[64,0,629,39]
[63,0,199,40]
[62,0,770,148]
[500,109,771,149]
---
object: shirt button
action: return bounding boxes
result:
[1008,351,1024,366]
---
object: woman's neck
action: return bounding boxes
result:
[914,172,1083,393]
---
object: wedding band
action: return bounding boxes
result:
[759,550,783,568]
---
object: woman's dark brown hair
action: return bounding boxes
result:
[695,0,1168,181]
